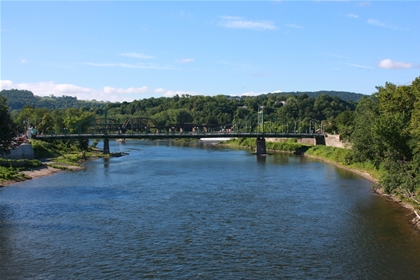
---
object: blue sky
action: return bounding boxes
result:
[1,1,419,102]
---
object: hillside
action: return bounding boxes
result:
[267,90,365,102]
[0,89,106,111]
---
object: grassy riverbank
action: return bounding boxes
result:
[222,138,311,154]
[222,138,382,180]
[0,139,112,186]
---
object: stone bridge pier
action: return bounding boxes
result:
[103,138,110,154]
[255,137,267,155]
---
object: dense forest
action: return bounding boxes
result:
[267,90,365,102]
[1,89,360,135]
[0,89,363,113]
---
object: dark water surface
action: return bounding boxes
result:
[1,140,420,279]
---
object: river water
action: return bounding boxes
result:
[1,140,420,279]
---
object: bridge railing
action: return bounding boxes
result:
[33,130,325,140]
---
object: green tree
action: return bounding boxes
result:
[0,96,18,155]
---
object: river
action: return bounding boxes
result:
[1,140,420,279]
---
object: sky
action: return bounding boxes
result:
[1,1,419,102]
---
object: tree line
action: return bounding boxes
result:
[1,89,360,135]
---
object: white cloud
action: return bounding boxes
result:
[229,91,265,97]
[85,62,176,70]
[21,59,28,64]
[175,58,194,63]
[103,86,149,94]
[345,63,372,69]
[378,59,414,69]
[120,52,154,59]
[219,16,276,30]
[367,19,407,31]
[358,2,371,7]
[1,80,14,88]
[0,80,204,102]
[154,88,166,93]
[85,62,140,69]
[346,13,359,19]
[286,23,302,29]
[320,52,350,59]
[0,80,112,101]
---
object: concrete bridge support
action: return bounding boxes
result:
[103,138,110,154]
[256,137,267,155]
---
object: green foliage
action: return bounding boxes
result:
[5,88,363,138]
[306,145,353,165]
[348,76,420,202]
[31,139,89,158]
[0,96,18,154]
[0,158,42,168]
[0,166,28,181]
[223,138,310,153]
[54,154,85,165]
[269,90,364,102]
[305,145,382,179]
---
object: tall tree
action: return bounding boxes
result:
[0,96,18,155]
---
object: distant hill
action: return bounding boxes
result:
[0,89,106,111]
[266,90,366,102]
[1,88,365,112]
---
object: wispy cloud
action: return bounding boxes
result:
[346,63,372,69]
[219,16,276,30]
[367,19,408,31]
[378,59,414,69]
[358,2,371,7]
[286,23,302,29]
[21,59,28,64]
[320,52,350,59]
[85,62,176,70]
[103,86,149,95]
[120,52,154,59]
[175,58,194,64]
[346,13,359,19]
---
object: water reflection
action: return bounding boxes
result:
[256,155,267,165]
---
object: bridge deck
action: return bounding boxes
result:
[33,132,324,140]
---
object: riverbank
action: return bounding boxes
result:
[0,148,128,187]
[0,158,86,187]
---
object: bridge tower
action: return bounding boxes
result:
[255,106,267,155]
[103,109,110,154]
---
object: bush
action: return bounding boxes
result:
[0,166,27,180]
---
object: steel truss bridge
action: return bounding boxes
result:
[32,116,325,154]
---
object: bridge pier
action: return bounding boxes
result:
[255,137,267,155]
[103,138,110,154]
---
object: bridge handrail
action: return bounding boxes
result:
[33,131,325,139]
